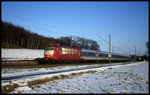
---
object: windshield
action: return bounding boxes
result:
[44,47,54,54]
[45,47,54,50]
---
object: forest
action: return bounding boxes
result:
[1,21,100,50]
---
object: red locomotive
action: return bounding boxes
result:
[44,43,81,63]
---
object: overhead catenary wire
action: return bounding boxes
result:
[3,13,71,36]
[3,12,131,54]
[3,12,86,37]
[3,12,109,44]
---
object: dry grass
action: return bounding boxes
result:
[2,70,97,93]
[2,83,20,94]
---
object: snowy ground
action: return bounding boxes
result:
[2,62,149,94]
[1,49,149,93]
[1,48,44,60]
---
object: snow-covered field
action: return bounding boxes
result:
[1,49,149,93]
[1,48,44,60]
[2,62,149,94]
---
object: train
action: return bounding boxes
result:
[44,43,131,63]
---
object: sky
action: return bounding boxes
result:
[1,1,149,56]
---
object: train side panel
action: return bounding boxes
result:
[59,46,81,61]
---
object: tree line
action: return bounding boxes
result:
[1,21,100,50]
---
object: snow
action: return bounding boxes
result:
[2,62,149,94]
[1,48,44,60]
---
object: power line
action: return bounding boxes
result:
[3,12,85,37]
[97,36,109,44]
[3,13,137,55]
[3,12,110,44]
[3,12,50,27]
[3,13,74,37]
[3,12,113,51]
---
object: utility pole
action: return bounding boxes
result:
[109,35,111,63]
[124,50,125,56]
[96,49,99,64]
[70,36,72,47]
[135,47,136,62]
[112,47,114,53]
[138,50,140,56]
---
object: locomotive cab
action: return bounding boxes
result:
[44,47,54,56]
[44,47,54,62]
[44,43,60,63]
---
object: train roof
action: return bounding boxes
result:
[81,48,130,57]
[81,48,97,53]
[45,45,80,50]
[58,45,80,50]
[81,48,109,54]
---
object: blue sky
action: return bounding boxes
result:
[2,1,149,55]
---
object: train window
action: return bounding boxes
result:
[91,53,93,56]
[75,50,77,55]
[70,49,73,55]
[44,47,54,55]
[99,54,101,57]
[45,47,54,50]
[72,50,74,55]
[101,54,107,57]
[68,51,70,54]
[62,51,65,54]
[99,53,102,57]
[89,52,91,56]
[62,48,65,51]
[65,48,67,51]
[93,53,95,56]
[87,52,89,56]
[72,51,74,55]
[73,50,75,55]
[85,52,88,56]
[65,51,67,54]
[85,52,87,56]
[74,50,76,55]
[89,53,91,56]
[82,52,84,56]
[69,51,71,54]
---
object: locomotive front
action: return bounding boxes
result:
[44,47,54,59]
[44,43,59,63]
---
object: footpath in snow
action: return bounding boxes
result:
[2,61,149,94]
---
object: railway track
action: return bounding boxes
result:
[2,60,39,65]
[2,59,128,69]
[1,60,102,68]
[1,60,42,68]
